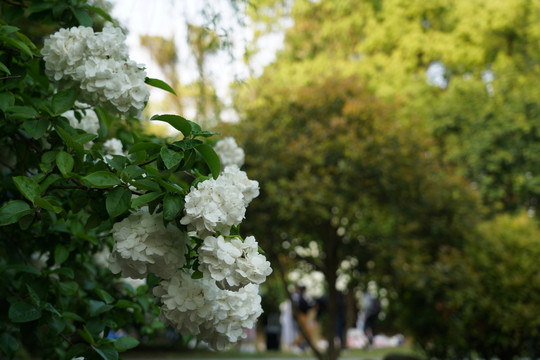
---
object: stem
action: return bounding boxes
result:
[0,159,15,172]
[60,333,72,346]
[0,75,22,81]
[137,158,157,167]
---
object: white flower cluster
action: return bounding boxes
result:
[153,270,263,350]
[61,107,99,149]
[103,138,124,156]
[180,165,259,236]
[42,24,149,115]
[199,235,272,290]
[214,137,245,168]
[62,108,100,135]
[109,210,188,279]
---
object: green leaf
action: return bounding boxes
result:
[26,284,40,306]
[77,326,95,345]
[130,179,161,192]
[8,302,42,323]
[145,77,176,95]
[0,61,11,75]
[13,176,40,202]
[40,174,61,192]
[22,118,49,139]
[43,303,62,317]
[83,171,121,188]
[59,281,79,295]
[50,267,74,279]
[4,264,41,276]
[0,92,15,111]
[71,7,93,27]
[191,130,220,138]
[191,270,203,279]
[62,311,84,322]
[106,187,131,217]
[0,25,19,35]
[160,146,184,169]
[83,4,113,21]
[49,316,66,335]
[195,143,221,179]
[54,244,69,265]
[56,151,74,177]
[74,132,97,145]
[7,105,37,120]
[159,179,187,194]
[15,32,37,51]
[163,192,183,221]
[65,343,87,359]
[0,200,33,226]
[114,336,140,352]
[128,142,162,154]
[0,35,33,57]
[52,88,77,115]
[56,126,84,157]
[150,114,200,137]
[122,165,145,179]
[34,197,63,213]
[171,139,202,151]
[88,300,113,317]
[131,192,163,208]
[105,155,127,171]
[27,3,54,13]
[0,333,19,356]
[96,289,115,305]
[93,344,118,360]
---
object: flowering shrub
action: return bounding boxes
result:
[0,1,269,359]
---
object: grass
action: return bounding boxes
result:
[124,343,423,359]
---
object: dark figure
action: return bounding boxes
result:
[363,295,381,346]
[336,292,346,348]
[292,285,311,349]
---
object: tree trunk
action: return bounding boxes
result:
[323,226,341,360]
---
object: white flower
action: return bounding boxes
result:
[180,167,259,236]
[85,23,128,61]
[180,178,246,236]
[153,269,263,351]
[220,165,259,205]
[103,138,124,156]
[42,26,94,83]
[62,108,100,135]
[42,25,149,115]
[199,235,272,290]
[109,210,188,279]
[214,137,245,168]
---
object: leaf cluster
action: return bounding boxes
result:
[0,1,222,359]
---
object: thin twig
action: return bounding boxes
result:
[0,75,22,81]
[136,158,157,167]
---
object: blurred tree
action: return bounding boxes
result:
[395,212,540,359]
[187,23,223,127]
[232,73,479,360]
[140,35,183,115]
[233,0,540,358]
[246,0,540,216]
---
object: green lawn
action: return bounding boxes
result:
[125,343,423,359]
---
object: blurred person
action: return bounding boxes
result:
[292,284,312,351]
[280,301,296,351]
[362,292,381,347]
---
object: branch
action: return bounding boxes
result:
[136,158,157,167]
[0,75,22,81]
